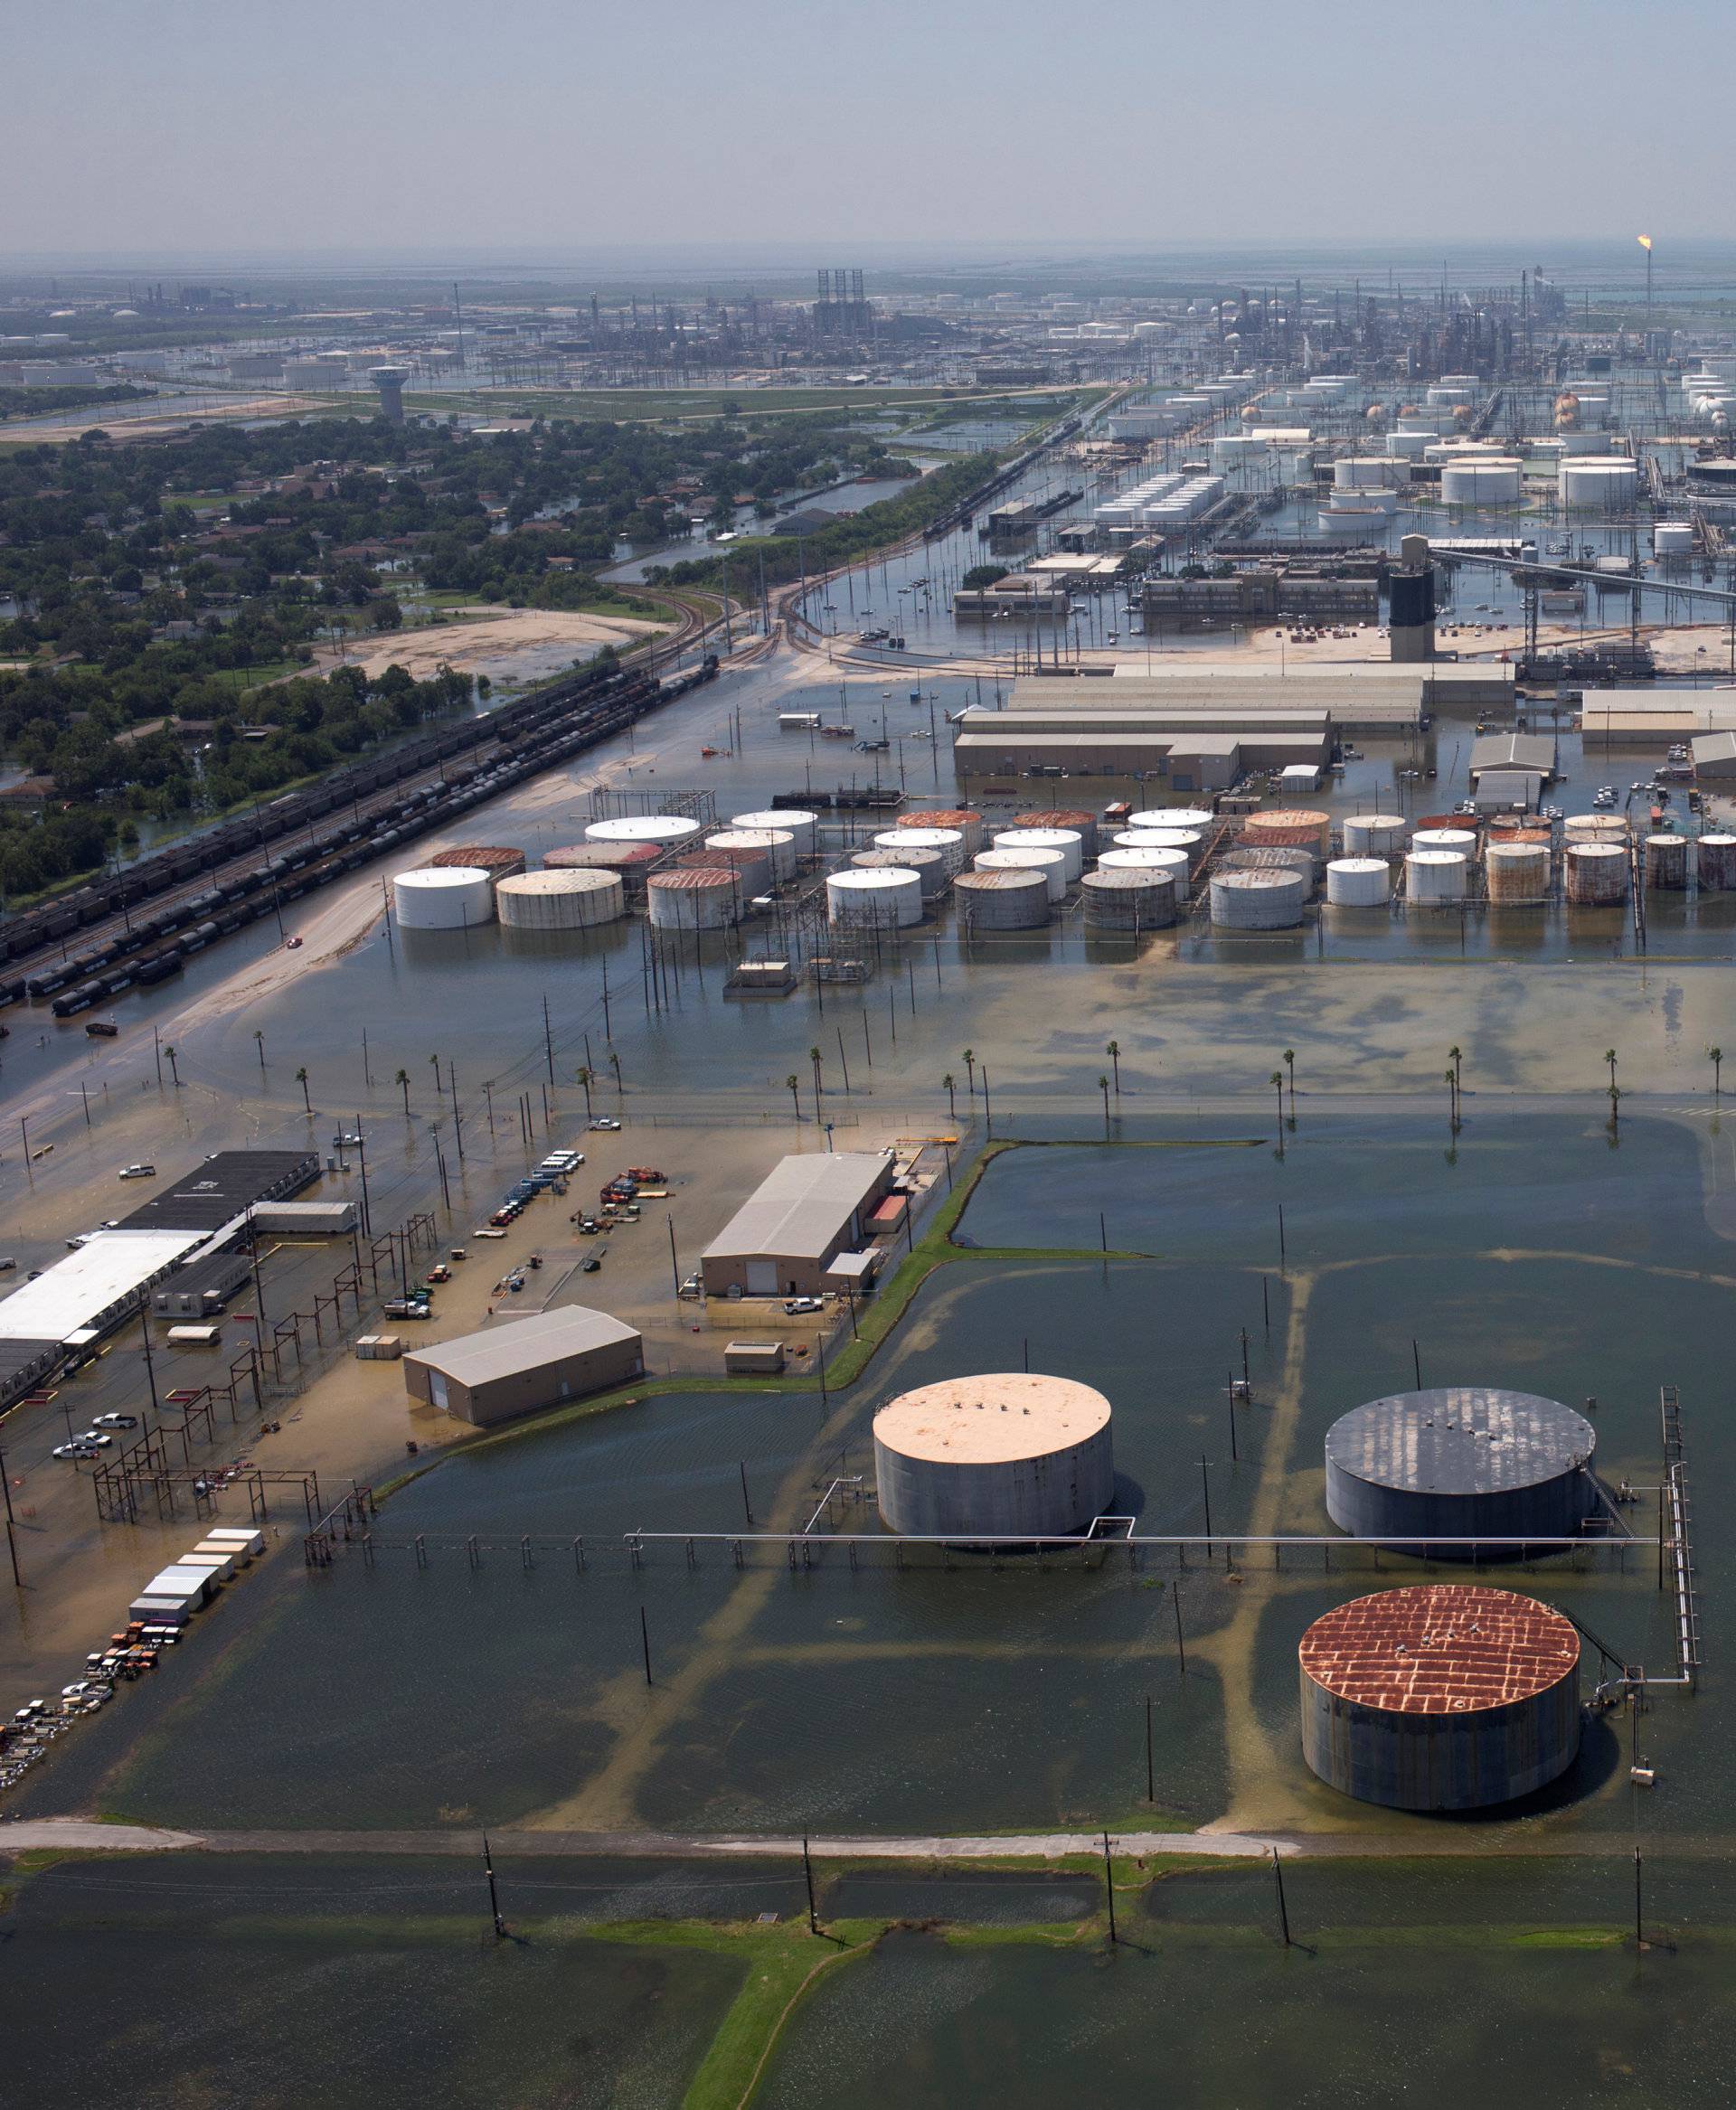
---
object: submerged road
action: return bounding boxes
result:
[0,1819,1712,1860]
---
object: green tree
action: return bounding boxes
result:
[295,1065,311,1115]
[395,1068,410,1115]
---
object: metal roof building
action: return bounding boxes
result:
[1468,732,1555,783]
[701,1151,896,1298]
[403,1305,645,1427]
[1692,730,1736,779]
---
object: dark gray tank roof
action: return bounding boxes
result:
[1326,1389,1594,1496]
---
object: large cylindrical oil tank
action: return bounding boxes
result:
[873,1373,1115,1540]
[1242,809,1331,855]
[1325,1388,1595,1555]
[992,827,1084,883]
[1485,842,1550,903]
[1335,456,1406,489]
[1562,813,1629,843]
[1342,813,1410,856]
[1298,1585,1581,1811]
[707,827,796,882]
[1221,846,1316,887]
[1439,459,1521,504]
[1560,457,1638,508]
[1411,827,1478,856]
[732,808,817,857]
[544,842,660,874]
[853,846,947,899]
[428,844,526,882]
[647,867,743,930]
[585,814,704,851]
[1114,828,1203,869]
[392,866,495,929]
[1326,857,1392,906]
[896,808,985,855]
[682,843,770,896]
[1385,430,1432,460]
[952,867,1050,929]
[1654,523,1695,558]
[1129,806,1215,834]
[1405,851,1467,901]
[1021,808,1099,854]
[1697,834,1736,889]
[1644,834,1689,890]
[1564,842,1629,904]
[495,870,624,929]
[826,868,923,930]
[975,845,1068,902]
[878,826,966,877]
[1081,867,1177,930]
[1099,845,1192,889]
[1211,869,1308,928]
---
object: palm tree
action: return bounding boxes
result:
[395,1068,410,1116]
[1609,1081,1622,1131]
[1099,1074,1111,1137]
[1448,1044,1463,1093]
[576,1065,593,1117]
[253,1028,267,1074]
[1282,1048,1296,1112]
[1445,1068,1458,1127]
[1710,1046,1723,1097]
[943,1072,957,1119]
[786,1073,801,1122]
[295,1065,311,1115]
[1604,1048,1618,1093]
[1108,1039,1121,1095]
[809,1045,823,1116]
[1271,1069,1286,1152]
[962,1048,976,1098]
[163,1043,180,1088]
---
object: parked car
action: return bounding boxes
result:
[52,1443,98,1461]
[589,1117,622,1131]
[118,1163,156,1180]
[92,1412,138,1429]
[783,1296,825,1316]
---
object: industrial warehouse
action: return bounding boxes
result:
[402,1305,646,1427]
[699,1150,896,1299]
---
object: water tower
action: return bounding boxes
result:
[370,366,410,426]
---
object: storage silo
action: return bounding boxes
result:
[1325,1388,1596,1555]
[1564,843,1628,904]
[826,867,923,930]
[1405,851,1467,902]
[1242,809,1332,856]
[873,1373,1115,1540]
[1326,858,1392,906]
[495,870,624,929]
[1099,845,1192,890]
[648,867,743,931]
[1439,459,1522,504]
[1485,842,1550,903]
[1211,869,1308,928]
[853,846,947,899]
[1342,813,1410,856]
[732,808,817,858]
[878,826,966,877]
[953,867,1050,930]
[975,845,1068,903]
[897,808,985,856]
[1081,867,1177,930]
[993,827,1084,883]
[392,866,495,929]
[1298,1585,1581,1811]
[1130,806,1216,834]
[585,814,704,852]
[707,827,797,882]
[1697,834,1736,890]
[1022,808,1099,854]
[1644,835,1689,890]
[1411,827,1478,856]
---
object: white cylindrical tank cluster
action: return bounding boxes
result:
[585,814,704,851]
[975,846,1067,903]
[873,1373,1116,1540]
[1211,869,1308,928]
[1081,867,1177,930]
[1440,459,1521,504]
[953,868,1050,929]
[731,808,817,857]
[853,846,947,899]
[647,868,743,930]
[826,868,923,930]
[1560,458,1638,508]
[495,870,624,929]
[992,827,1083,882]
[1405,851,1467,902]
[879,826,967,877]
[1326,858,1392,907]
[707,827,796,881]
[1342,813,1410,855]
[392,866,495,929]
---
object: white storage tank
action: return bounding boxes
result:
[1644,834,1689,890]
[584,814,704,851]
[392,866,495,930]
[1440,459,1521,504]
[1411,827,1478,856]
[1485,842,1551,903]
[495,870,625,929]
[953,867,1050,929]
[1560,458,1638,508]
[854,846,947,899]
[826,867,923,930]
[878,826,966,876]
[975,845,1068,903]
[1099,845,1192,888]
[1564,843,1629,905]
[897,809,985,855]
[1115,827,1204,868]
[1081,867,1177,930]
[689,840,772,897]
[647,867,743,930]
[1406,851,1467,901]
[873,1373,1116,1540]
[1562,814,1629,843]
[1385,430,1431,460]
[1211,869,1308,928]
[992,827,1084,882]
[707,827,797,882]
[732,808,817,857]
[1697,834,1736,890]
[1326,857,1392,907]
[1335,456,1410,489]
[1654,523,1695,558]
[1130,807,1215,834]
[1342,813,1410,855]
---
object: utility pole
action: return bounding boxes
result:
[803,1834,819,1935]
[1102,1832,1118,1945]
[482,1831,505,1938]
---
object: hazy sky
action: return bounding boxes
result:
[9,0,1733,258]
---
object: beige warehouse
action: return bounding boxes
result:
[701,1151,896,1298]
[403,1305,644,1427]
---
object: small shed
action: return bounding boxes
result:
[724,1340,787,1375]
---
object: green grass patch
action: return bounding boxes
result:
[203,660,305,691]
